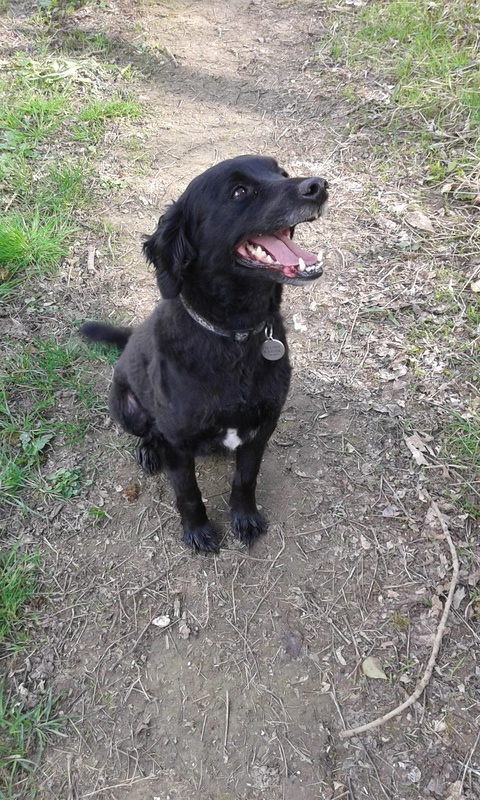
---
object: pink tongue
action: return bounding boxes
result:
[249,232,316,267]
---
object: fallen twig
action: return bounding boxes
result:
[223,690,230,763]
[339,499,459,739]
[87,242,96,273]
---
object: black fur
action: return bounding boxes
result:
[80,321,132,350]
[81,155,328,552]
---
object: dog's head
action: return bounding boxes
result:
[143,155,329,298]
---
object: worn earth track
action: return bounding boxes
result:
[4,1,479,799]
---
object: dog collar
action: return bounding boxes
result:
[180,295,266,343]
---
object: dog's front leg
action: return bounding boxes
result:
[229,422,277,547]
[162,445,219,553]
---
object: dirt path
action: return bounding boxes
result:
[6,1,479,798]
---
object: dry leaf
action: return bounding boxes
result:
[404,435,429,466]
[441,182,453,195]
[371,401,403,416]
[382,504,399,517]
[470,279,480,293]
[446,780,465,800]
[452,586,466,610]
[360,534,372,550]
[135,711,152,735]
[378,365,408,382]
[467,569,480,587]
[407,432,434,454]
[405,209,435,233]
[362,656,387,680]
[429,595,443,618]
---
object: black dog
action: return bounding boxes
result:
[81,155,328,552]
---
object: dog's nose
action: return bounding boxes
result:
[298,177,329,201]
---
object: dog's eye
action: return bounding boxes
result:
[231,186,248,200]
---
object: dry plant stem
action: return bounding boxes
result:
[4,192,17,212]
[87,242,95,272]
[339,500,460,740]
[223,690,230,762]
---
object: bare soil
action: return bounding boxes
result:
[3,1,479,798]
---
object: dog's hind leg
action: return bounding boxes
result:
[108,380,165,473]
[229,419,278,547]
[135,436,164,474]
[109,381,151,436]
[162,444,219,553]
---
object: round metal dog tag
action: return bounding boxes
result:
[261,337,285,361]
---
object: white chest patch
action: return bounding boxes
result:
[223,428,243,450]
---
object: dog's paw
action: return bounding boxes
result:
[231,511,266,547]
[182,523,219,554]
[135,441,163,474]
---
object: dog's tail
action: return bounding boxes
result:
[79,321,132,351]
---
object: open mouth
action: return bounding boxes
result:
[235,228,323,283]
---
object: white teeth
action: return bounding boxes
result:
[246,242,273,263]
[247,243,266,258]
[298,257,306,272]
[317,250,324,263]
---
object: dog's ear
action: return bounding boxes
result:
[143,200,196,298]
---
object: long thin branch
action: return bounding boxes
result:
[339,500,459,740]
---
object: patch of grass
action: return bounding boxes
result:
[0,545,66,798]
[332,0,479,119]
[37,160,92,211]
[0,682,66,797]
[0,337,108,509]
[446,412,480,469]
[0,55,142,299]
[324,0,479,188]
[391,610,409,633]
[36,0,90,13]
[358,0,477,111]
[74,95,141,143]
[466,303,480,329]
[0,213,76,296]
[0,546,38,643]
[56,27,114,55]
[0,71,77,297]
[6,337,103,404]
[1,341,114,800]
[0,88,69,153]
[80,96,141,122]
[0,156,91,298]
[0,152,31,197]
